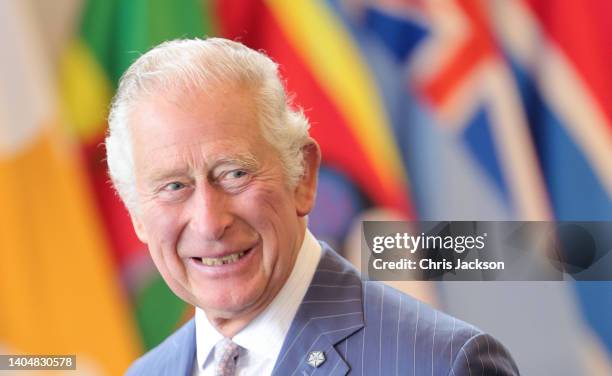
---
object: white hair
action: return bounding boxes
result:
[105,38,311,210]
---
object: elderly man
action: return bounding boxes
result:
[106,38,518,375]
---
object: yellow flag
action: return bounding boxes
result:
[0,2,140,375]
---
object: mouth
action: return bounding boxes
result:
[191,247,253,267]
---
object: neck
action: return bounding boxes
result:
[209,309,261,338]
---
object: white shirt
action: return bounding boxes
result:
[192,230,322,376]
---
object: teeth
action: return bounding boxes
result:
[200,251,246,266]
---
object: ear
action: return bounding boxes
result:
[295,139,321,217]
[129,211,149,244]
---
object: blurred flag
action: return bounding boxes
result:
[330,0,551,220]
[494,0,612,354]
[0,1,139,374]
[59,0,212,350]
[494,0,612,220]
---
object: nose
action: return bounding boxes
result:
[189,182,233,240]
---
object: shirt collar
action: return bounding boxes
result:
[194,229,322,370]
[194,308,223,371]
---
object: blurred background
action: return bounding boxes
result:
[1,0,611,375]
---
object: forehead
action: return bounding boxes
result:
[129,86,266,171]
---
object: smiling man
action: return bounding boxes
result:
[106,38,519,376]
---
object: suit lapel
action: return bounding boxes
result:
[162,319,197,376]
[272,245,364,376]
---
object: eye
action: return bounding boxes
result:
[217,169,251,192]
[228,170,248,179]
[164,182,186,191]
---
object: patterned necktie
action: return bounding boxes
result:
[214,338,240,376]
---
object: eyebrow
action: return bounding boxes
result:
[212,154,260,170]
[144,152,260,185]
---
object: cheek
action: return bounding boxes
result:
[138,205,197,304]
[242,184,298,262]
[243,184,291,229]
[142,205,185,257]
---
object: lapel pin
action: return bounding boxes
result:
[307,351,326,368]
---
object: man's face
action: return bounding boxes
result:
[128,85,318,319]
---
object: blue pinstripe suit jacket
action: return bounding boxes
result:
[126,243,519,375]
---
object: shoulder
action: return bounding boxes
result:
[361,281,518,375]
[311,243,518,374]
[362,281,470,340]
[317,245,479,348]
[362,280,475,345]
[126,319,196,376]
